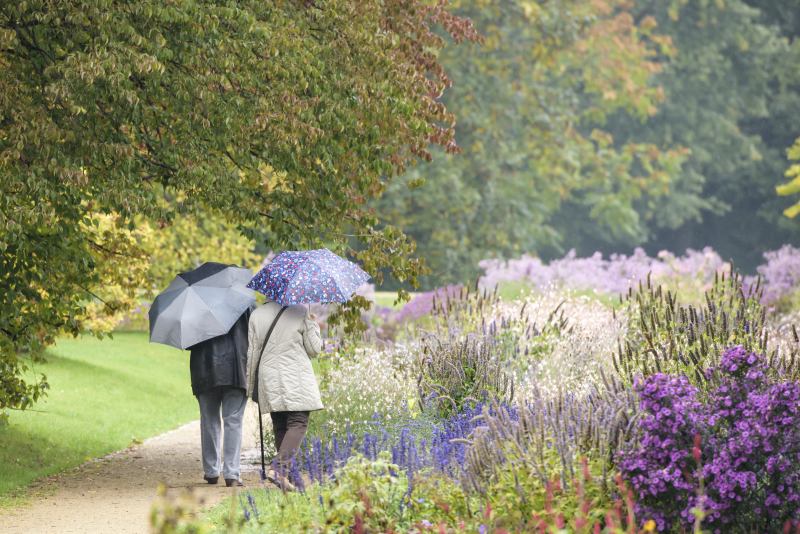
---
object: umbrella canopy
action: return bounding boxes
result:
[247,248,370,305]
[149,262,256,349]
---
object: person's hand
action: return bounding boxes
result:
[309,313,317,321]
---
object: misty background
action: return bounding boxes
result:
[373,0,800,289]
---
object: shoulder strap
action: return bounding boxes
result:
[253,306,288,393]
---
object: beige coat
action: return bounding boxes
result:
[246,302,324,413]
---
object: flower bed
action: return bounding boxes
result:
[151,256,800,533]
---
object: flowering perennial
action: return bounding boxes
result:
[479,246,800,307]
[619,347,800,531]
[479,247,728,296]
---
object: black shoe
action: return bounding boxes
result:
[204,476,219,484]
[225,478,244,487]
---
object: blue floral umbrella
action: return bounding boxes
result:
[247,248,370,305]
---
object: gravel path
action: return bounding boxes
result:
[1,402,264,534]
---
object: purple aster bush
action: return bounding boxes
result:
[619,346,800,532]
[617,373,703,531]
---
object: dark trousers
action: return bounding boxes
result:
[270,411,309,469]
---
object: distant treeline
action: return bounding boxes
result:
[377,0,800,288]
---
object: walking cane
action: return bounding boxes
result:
[258,404,266,479]
[253,306,287,480]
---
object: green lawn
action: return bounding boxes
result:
[0,332,197,506]
[373,291,407,309]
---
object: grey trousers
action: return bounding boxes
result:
[197,387,247,480]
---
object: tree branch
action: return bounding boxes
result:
[78,284,119,313]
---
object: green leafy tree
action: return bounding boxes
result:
[140,208,261,294]
[378,0,686,287]
[80,206,262,333]
[777,137,800,218]
[0,0,480,417]
[591,0,800,266]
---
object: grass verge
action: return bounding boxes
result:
[0,332,197,507]
[373,291,409,309]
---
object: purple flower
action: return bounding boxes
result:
[294,403,496,488]
[479,246,800,307]
[619,347,800,531]
[478,247,729,295]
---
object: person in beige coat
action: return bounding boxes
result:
[246,300,323,488]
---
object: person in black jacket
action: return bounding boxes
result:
[188,306,252,487]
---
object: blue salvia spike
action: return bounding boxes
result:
[239,494,251,522]
[315,438,323,482]
[301,444,310,480]
[247,493,260,521]
[332,436,340,464]
[290,459,304,492]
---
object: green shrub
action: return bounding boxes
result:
[773,287,800,315]
[406,459,646,533]
[486,452,615,531]
[318,452,407,533]
[429,282,501,334]
[150,484,212,534]
[404,472,475,530]
[205,454,409,533]
[205,486,323,533]
[460,414,625,532]
[496,280,535,301]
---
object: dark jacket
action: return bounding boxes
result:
[188,308,251,396]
